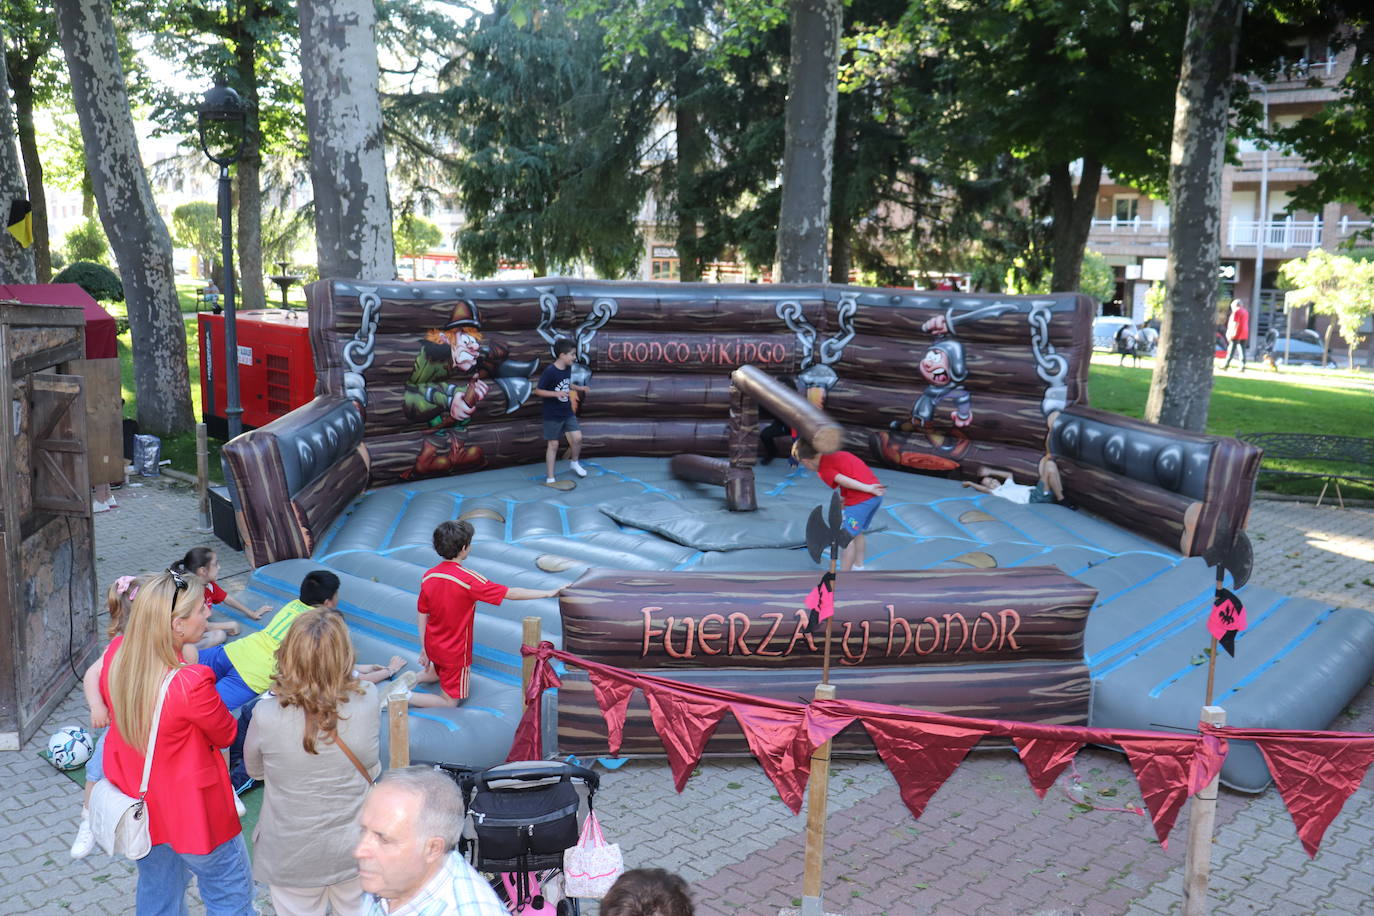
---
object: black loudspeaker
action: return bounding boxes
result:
[209,486,243,551]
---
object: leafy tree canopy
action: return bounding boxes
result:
[1275,19,1374,229]
[394,213,443,257]
[423,2,658,278]
[1278,248,1374,367]
[172,201,220,274]
[64,217,109,264]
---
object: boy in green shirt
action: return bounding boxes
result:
[196,570,341,711]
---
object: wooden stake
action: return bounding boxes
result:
[1183,705,1227,916]
[196,423,211,531]
[387,694,410,768]
[800,682,837,911]
[522,616,541,707]
[1204,637,1219,706]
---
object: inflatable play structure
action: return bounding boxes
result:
[220,279,1374,792]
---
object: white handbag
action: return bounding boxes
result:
[88,668,179,860]
[562,810,624,899]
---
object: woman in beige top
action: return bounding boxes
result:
[245,608,380,916]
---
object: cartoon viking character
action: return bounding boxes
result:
[401,300,491,479]
[875,303,1015,468]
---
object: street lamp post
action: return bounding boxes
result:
[197,78,248,440]
[1250,80,1269,360]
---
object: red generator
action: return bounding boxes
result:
[198,309,315,439]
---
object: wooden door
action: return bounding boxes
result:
[29,372,90,517]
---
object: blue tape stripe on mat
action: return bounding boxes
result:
[673,552,706,571]
[316,496,365,557]
[1088,585,1214,670]
[1215,607,1337,703]
[1005,546,1055,568]
[1092,561,1183,609]
[979,505,1038,543]
[379,492,416,551]
[408,711,460,732]
[1148,595,1294,698]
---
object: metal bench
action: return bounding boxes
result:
[1237,432,1374,508]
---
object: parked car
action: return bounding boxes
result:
[1092,317,1157,355]
[1262,329,1338,368]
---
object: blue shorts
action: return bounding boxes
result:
[195,645,260,712]
[543,414,581,441]
[86,727,108,781]
[842,496,882,535]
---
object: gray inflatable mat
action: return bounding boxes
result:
[222,457,1374,787]
[599,495,887,551]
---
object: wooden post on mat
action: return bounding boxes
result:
[799,682,837,916]
[196,423,211,531]
[388,694,410,768]
[1182,705,1226,916]
[522,616,541,707]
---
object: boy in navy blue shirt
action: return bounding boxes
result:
[534,338,590,485]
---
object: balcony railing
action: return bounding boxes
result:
[1089,215,1170,233]
[1228,217,1373,250]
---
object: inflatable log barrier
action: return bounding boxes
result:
[556,568,1097,757]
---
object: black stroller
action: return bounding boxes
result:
[424,759,601,915]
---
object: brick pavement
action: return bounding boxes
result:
[3,479,1371,915]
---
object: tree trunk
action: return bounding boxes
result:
[1144,0,1243,432]
[297,0,395,280]
[81,168,94,217]
[774,0,841,283]
[55,0,194,436]
[1048,158,1101,293]
[9,70,50,281]
[674,61,703,284]
[828,96,853,284]
[0,40,36,283]
[234,24,267,311]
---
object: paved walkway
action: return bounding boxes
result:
[3,476,1371,914]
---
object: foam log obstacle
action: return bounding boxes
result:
[730,363,843,454]
[556,568,1098,756]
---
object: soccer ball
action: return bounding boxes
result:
[47,725,94,770]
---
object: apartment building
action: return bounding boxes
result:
[1086,37,1371,356]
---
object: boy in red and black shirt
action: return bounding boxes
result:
[794,440,887,572]
[410,520,563,707]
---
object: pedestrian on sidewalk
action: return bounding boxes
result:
[1222,298,1250,371]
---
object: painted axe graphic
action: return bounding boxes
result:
[490,358,540,414]
[805,490,854,565]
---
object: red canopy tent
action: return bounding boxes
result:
[0,283,118,359]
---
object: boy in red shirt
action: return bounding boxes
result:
[409,520,563,707]
[794,440,887,571]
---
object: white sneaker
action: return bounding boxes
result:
[234,794,247,818]
[70,810,95,859]
[546,477,558,485]
[853,564,866,571]
[569,461,588,478]
[380,670,418,708]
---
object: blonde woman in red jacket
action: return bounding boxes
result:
[98,569,254,915]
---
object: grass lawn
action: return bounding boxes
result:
[1086,354,1374,499]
